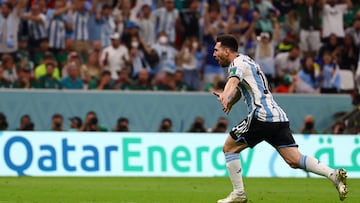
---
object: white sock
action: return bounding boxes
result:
[299,155,336,182]
[225,152,245,193]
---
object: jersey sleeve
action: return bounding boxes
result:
[228,61,246,81]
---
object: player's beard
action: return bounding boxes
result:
[218,56,231,67]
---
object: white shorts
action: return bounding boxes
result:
[299,30,322,52]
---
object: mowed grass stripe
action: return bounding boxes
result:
[0,177,358,203]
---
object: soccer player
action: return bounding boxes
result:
[212,34,348,203]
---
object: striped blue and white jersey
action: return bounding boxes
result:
[228,54,288,122]
[28,13,47,40]
[71,11,89,41]
[47,11,67,49]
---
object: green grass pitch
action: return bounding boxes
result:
[0,177,358,203]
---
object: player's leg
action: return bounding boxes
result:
[276,143,348,200]
[218,135,248,203]
[218,117,264,203]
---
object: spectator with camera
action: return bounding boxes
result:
[81,111,107,132]
[210,117,229,133]
[69,116,82,131]
[0,112,8,130]
[51,113,64,131]
[16,114,34,131]
[114,117,130,132]
[188,116,207,133]
[158,118,173,132]
[299,114,318,134]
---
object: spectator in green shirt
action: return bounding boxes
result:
[38,61,61,89]
[0,62,11,88]
[12,66,38,89]
[88,70,115,90]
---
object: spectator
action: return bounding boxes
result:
[299,114,318,134]
[20,4,47,51]
[100,32,130,80]
[177,37,200,90]
[152,0,179,44]
[114,68,132,90]
[210,116,228,133]
[32,38,52,65]
[15,36,32,70]
[274,74,295,93]
[38,61,61,89]
[131,68,153,90]
[112,0,137,33]
[282,9,300,38]
[154,71,176,91]
[173,69,189,91]
[202,3,226,89]
[70,0,97,61]
[88,3,114,49]
[114,117,129,132]
[318,33,342,63]
[60,62,84,89]
[252,0,278,34]
[82,51,102,84]
[158,118,173,132]
[294,0,323,56]
[320,52,341,93]
[332,121,346,134]
[345,17,360,48]
[89,70,115,90]
[46,0,72,53]
[176,0,200,45]
[339,34,359,70]
[51,113,64,131]
[81,111,107,131]
[0,1,24,55]
[1,54,17,83]
[151,31,178,75]
[0,62,11,87]
[188,116,207,132]
[61,51,84,79]
[12,65,38,89]
[0,112,8,130]
[137,4,156,45]
[322,0,352,41]
[204,75,226,92]
[254,32,278,88]
[16,114,34,131]
[274,44,301,85]
[128,35,153,78]
[356,60,360,92]
[236,0,256,51]
[296,55,321,93]
[34,51,61,80]
[69,116,82,131]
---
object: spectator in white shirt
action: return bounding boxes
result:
[0,1,24,55]
[274,44,301,85]
[100,32,130,80]
[322,0,352,41]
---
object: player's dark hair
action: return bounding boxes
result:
[216,35,238,53]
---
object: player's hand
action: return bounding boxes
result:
[213,91,232,114]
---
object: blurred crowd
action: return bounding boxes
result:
[1,0,360,93]
[0,111,231,132]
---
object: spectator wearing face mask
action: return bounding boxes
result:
[299,115,318,134]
